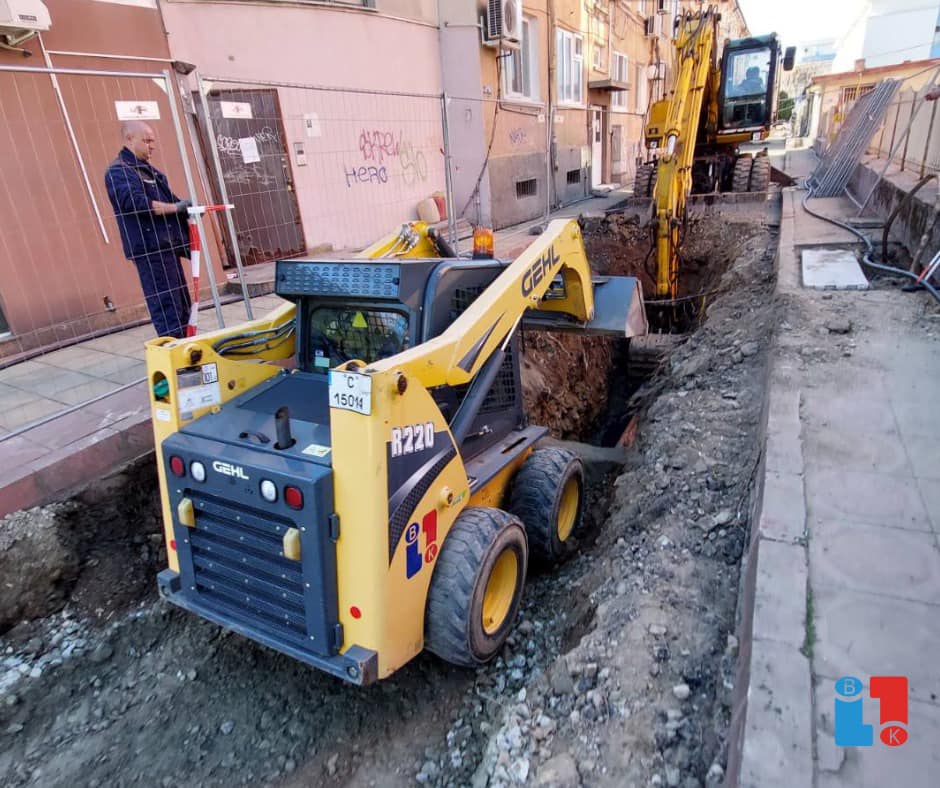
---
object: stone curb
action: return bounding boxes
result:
[726,187,815,788]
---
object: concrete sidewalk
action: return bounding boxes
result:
[734,159,940,785]
[0,189,628,517]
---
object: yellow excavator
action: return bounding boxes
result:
[145,221,646,684]
[636,5,794,300]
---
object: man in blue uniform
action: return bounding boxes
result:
[105,121,192,338]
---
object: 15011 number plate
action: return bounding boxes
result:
[328,370,372,415]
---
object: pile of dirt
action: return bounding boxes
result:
[0,459,165,636]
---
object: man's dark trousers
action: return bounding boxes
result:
[133,250,191,339]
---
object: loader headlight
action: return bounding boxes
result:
[260,479,278,503]
[190,461,206,482]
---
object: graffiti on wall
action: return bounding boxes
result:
[345,128,429,188]
[216,127,281,157]
[509,127,528,145]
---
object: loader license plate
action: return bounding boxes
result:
[329,370,372,415]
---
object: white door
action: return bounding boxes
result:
[591,108,603,188]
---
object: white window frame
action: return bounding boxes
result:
[556,29,584,107]
[502,16,540,103]
[611,52,629,110]
[635,62,648,114]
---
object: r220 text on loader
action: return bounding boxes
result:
[146,220,647,684]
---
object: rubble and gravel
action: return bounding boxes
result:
[0,209,779,787]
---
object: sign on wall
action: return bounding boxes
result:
[221,101,253,119]
[114,101,160,121]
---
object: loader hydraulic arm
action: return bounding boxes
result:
[366,219,595,388]
[651,6,719,299]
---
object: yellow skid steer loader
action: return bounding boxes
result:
[146,220,646,684]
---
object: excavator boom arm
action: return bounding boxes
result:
[651,6,719,298]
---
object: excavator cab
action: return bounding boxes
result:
[718,34,793,139]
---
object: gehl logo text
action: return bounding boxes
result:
[212,460,249,480]
[521,246,562,297]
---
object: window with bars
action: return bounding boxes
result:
[556,28,584,105]
[503,16,540,101]
[840,84,875,104]
[566,169,581,185]
[611,52,629,109]
[516,178,538,198]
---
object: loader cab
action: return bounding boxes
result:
[278,257,524,462]
[718,34,783,137]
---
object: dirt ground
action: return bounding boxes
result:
[0,206,779,788]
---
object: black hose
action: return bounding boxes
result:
[881,174,934,262]
[428,227,457,259]
[800,190,940,305]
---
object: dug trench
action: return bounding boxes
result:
[0,203,779,788]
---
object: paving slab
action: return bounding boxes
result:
[0,395,65,431]
[764,430,804,475]
[812,585,940,702]
[915,478,940,534]
[804,466,932,532]
[36,345,122,372]
[752,540,807,647]
[801,419,911,475]
[738,638,813,788]
[766,387,801,435]
[815,679,940,788]
[802,249,871,290]
[809,519,940,605]
[758,471,806,543]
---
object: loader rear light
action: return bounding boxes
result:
[169,539,177,551]
[260,479,278,503]
[190,461,206,482]
[169,455,185,477]
[284,485,304,510]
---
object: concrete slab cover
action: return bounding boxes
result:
[801,249,870,290]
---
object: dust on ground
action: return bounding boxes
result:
[1,208,779,788]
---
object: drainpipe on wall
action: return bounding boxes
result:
[544,0,556,225]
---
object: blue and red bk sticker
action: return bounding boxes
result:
[405,510,438,579]
[834,675,908,747]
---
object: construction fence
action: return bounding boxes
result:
[810,66,940,180]
[867,83,940,177]
[0,59,643,438]
[0,63,456,437]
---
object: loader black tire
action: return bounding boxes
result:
[424,507,528,667]
[508,447,584,565]
[749,155,772,192]
[634,163,657,198]
[731,155,753,193]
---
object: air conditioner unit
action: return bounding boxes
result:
[485,0,522,50]
[0,0,50,44]
[643,16,655,37]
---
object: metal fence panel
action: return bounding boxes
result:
[194,75,449,254]
[0,65,226,434]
